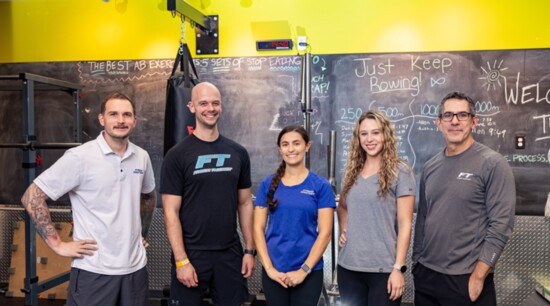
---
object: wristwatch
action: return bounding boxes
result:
[301,263,312,274]
[244,249,257,256]
[393,263,407,273]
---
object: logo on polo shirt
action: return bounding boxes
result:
[300,189,315,196]
[193,154,233,175]
[457,172,474,180]
[133,169,144,174]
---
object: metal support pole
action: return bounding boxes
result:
[327,130,337,280]
[22,79,38,306]
[301,53,312,169]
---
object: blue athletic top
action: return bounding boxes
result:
[255,171,336,272]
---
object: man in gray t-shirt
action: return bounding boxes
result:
[412,92,515,306]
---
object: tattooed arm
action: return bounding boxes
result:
[21,183,97,258]
[140,190,157,239]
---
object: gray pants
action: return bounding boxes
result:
[67,267,149,306]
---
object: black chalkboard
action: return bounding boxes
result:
[1,49,549,215]
[315,50,550,215]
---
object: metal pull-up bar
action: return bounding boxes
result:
[0,142,81,150]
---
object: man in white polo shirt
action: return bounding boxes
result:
[20,92,156,306]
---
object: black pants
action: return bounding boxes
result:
[337,265,401,306]
[261,268,323,306]
[413,263,497,306]
[169,243,248,306]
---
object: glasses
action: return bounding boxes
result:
[439,111,473,122]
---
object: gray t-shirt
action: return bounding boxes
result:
[338,163,416,273]
[412,141,515,275]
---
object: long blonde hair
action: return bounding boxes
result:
[341,110,406,198]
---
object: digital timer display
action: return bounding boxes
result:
[256,40,293,51]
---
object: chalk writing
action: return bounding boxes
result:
[370,73,422,96]
[354,58,394,77]
[479,60,508,91]
[533,114,550,142]
[430,77,446,87]
[475,100,500,114]
[504,72,550,104]
[410,55,452,73]
[339,108,363,121]
[79,60,172,83]
[312,73,330,96]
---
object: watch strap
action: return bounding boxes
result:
[244,249,257,256]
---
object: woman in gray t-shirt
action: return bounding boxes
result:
[337,110,416,306]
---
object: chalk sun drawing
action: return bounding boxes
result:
[479,59,508,91]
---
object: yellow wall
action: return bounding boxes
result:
[1,0,549,63]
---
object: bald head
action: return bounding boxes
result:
[188,82,222,131]
[191,82,221,102]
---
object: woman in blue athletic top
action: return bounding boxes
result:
[254,125,336,306]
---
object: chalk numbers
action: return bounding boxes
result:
[378,106,404,118]
[340,108,363,121]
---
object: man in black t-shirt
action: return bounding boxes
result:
[160,82,256,306]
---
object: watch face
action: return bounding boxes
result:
[393,264,407,273]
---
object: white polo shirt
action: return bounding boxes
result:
[35,132,155,275]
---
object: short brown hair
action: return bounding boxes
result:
[100,92,136,115]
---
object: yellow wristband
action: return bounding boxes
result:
[175,258,190,268]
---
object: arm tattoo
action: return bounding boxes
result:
[140,191,157,238]
[21,185,58,242]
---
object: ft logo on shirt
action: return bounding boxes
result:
[457,172,474,180]
[193,154,233,175]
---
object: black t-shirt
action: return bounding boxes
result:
[160,134,252,250]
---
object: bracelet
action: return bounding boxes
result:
[175,258,190,268]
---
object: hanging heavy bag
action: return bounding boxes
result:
[163,43,200,155]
